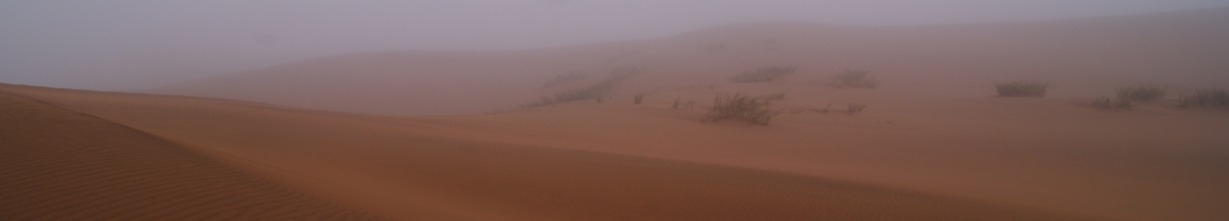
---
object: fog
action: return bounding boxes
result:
[2,0,1226,91]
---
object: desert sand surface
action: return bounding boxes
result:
[6,72,1229,221]
[3,82,1117,220]
[5,6,1229,221]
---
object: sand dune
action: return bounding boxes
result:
[10,69,1229,221]
[2,83,1126,221]
[6,6,1229,221]
[0,92,385,220]
[147,7,1229,116]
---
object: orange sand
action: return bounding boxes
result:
[5,6,1229,221]
[0,92,384,220]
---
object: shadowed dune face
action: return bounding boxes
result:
[147,7,1229,116]
[0,92,385,221]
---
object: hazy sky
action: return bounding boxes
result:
[2,0,1227,90]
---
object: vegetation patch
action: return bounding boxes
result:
[831,70,876,88]
[522,68,640,108]
[994,80,1049,97]
[847,103,866,115]
[703,93,782,125]
[1093,97,1132,110]
[730,67,796,83]
[634,94,646,104]
[673,97,697,110]
[1117,85,1166,102]
[1179,87,1229,108]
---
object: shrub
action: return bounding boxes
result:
[831,70,876,88]
[1117,99,1133,110]
[672,96,696,110]
[634,94,646,104]
[1178,94,1195,108]
[704,93,782,125]
[731,66,796,83]
[1192,87,1229,106]
[1179,87,1229,108]
[847,103,866,115]
[522,68,640,108]
[1093,97,1113,110]
[995,80,1049,97]
[1117,85,1166,102]
[1094,97,1132,110]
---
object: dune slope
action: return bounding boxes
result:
[8,8,1229,221]
[0,92,385,221]
[1,84,1107,221]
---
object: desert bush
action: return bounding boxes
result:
[522,68,640,108]
[1178,94,1195,108]
[634,94,646,104]
[831,70,876,88]
[1117,99,1132,110]
[821,103,834,113]
[1117,85,1166,102]
[1191,87,1229,106]
[1179,87,1229,108]
[542,71,588,88]
[1093,97,1113,110]
[672,96,697,110]
[731,66,796,83]
[704,93,782,125]
[1094,97,1132,110]
[995,80,1049,97]
[847,103,866,115]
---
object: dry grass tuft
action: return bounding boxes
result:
[847,103,866,115]
[704,93,782,125]
[1094,97,1132,110]
[673,96,697,110]
[1117,85,1166,102]
[522,67,640,108]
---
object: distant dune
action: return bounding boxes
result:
[146,7,1229,116]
